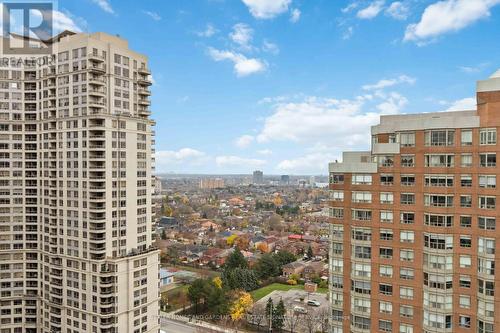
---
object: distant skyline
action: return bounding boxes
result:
[55,0,500,174]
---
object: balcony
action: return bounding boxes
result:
[137,77,152,86]
[89,63,106,73]
[372,142,400,155]
[88,53,106,62]
[138,67,151,75]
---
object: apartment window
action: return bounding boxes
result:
[478,279,495,296]
[459,236,471,248]
[379,265,393,278]
[400,286,414,299]
[379,320,393,333]
[424,273,453,290]
[389,134,397,143]
[478,300,495,318]
[400,132,415,147]
[424,214,453,227]
[400,305,414,319]
[378,155,394,167]
[459,255,472,268]
[380,247,393,259]
[380,229,394,241]
[380,211,393,223]
[480,128,497,145]
[460,175,472,187]
[353,245,371,259]
[460,195,472,208]
[461,129,473,146]
[459,275,471,288]
[330,174,344,184]
[460,215,472,228]
[352,316,370,330]
[400,174,415,186]
[459,295,471,309]
[479,196,496,209]
[478,238,495,255]
[425,129,455,146]
[400,267,414,280]
[330,208,344,219]
[424,253,453,270]
[332,224,344,238]
[352,263,371,277]
[478,320,494,333]
[379,301,392,314]
[425,154,454,167]
[400,249,414,262]
[424,194,453,207]
[380,174,394,185]
[399,324,413,333]
[331,191,344,202]
[459,316,471,328]
[461,154,472,167]
[478,258,495,275]
[400,230,415,243]
[352,228,372,241]
[479,175,496,188]
[400,193,415,205]
[424,234,453,250]
[424,174,453,187]
[379,284,393,295]
[352,174,372,185]
[352,209,372,221]
[352,297,370,313]
[400,212,415,224]
[480,153,496,167]
[352,191,372,203]
[380,192,394,204]
[479,217,496,230]
[351,280,371,295]
[400,155,415,167]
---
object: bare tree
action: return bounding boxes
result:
[303,309,319,333]
[284,310,301,333]
[317,308,330,333]
[248,303,266,331]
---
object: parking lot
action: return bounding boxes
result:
[250,289,329,332]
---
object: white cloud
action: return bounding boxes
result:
[342,26,354,40]
[241,0,292,19]
[362,75,416,90]
[446,97,476,111]
[52,10,84,33]
[196,24,217,37]
[143,10,161,21]
[215,156,266,168]
[404,0,500,43]
[155,148,207,172]
[235,135,255,148]
[386,1,410,20]
[277,153,337,173]
[357,1,385,19]
[230,23,253,49]
[342,2,360,13]
[207,47,267,77]
[262,40,280,54]
[290,8,301,22]
[376,92,408,114]
[257,149,273,155]
[459,62,489,73]
[92,0,114,14]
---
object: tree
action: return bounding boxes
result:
[187,279,210,313]
[206,283,229,316]
[255,253,280,279]
[284,309,301,333]
[317,308,330,333]
[229,291,253,321]
[265,298,273,330]
[226,234,238,247]
[222,268,259,292]
[274,251,296,267]
[306,245,314,259]
[160,292,168,311]
[224,247,248,270]
[249,303,266,330]
[257,242,269,253]
[160,229,167,240]
[303,309,318,333]
[212,276,223,289]
[272,299,286,331]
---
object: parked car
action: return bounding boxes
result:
[307,300,321,307]
[293,306,307,314]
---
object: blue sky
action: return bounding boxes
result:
[55,0,500,174]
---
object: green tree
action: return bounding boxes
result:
[265,298,273,329]
[222,268,259,291]
[274,251,296,267]
[306,245,314,259]
[255,253,280,279]
[224,247,248,270]
[161,229,167,240]
[272,299,286,331]
[187,279,210,313]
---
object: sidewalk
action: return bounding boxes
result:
[160,310,251,333]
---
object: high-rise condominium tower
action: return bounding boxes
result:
[0,31,159,333]
[329,70,500,333]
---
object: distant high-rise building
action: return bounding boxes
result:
[329,71,500,333]
[0,31,159,333]
[280,174,290,185]
[309,176,316,187]
[199,178,225,189]
[253,170,264,184]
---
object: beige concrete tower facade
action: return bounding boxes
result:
[0,32,159,333]
[329,71,500,333]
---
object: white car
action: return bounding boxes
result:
[307,300,321,307]
[293,306,308,314]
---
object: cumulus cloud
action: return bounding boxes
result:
[155,148,207,172]
[386,1,410,20]
[241,0,292,19]
[262,40,280,54]
[446,97,476,111]
[404,0,500,43]
[362,75,416,90]
[257,149,273,155]
[277,153,337,173]
[230,23,254,49]
[290,8,301,22]
[207,47,267,77]
[215,156,267,168]
[196,23,217,37]
[235,135,255,148]
[376,92,408,114]
[357,1,385,19]
[92,0,114,14]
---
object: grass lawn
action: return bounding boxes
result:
[251,283,328,301]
